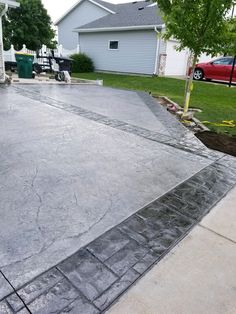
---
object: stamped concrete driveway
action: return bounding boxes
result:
[0,85,223,308]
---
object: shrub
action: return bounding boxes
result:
[70,53,94,73]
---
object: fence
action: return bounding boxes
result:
[4,44,80,63]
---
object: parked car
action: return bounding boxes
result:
[191,57,236,82]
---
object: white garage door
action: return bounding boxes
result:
[165,40,189,76]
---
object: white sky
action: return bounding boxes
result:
[41,0,135,22]
[41,0,235,23]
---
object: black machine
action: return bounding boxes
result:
[34,50,73,81]
[5,49,73,81]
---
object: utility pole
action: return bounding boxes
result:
[0,0,20,83]
[229,1,236,87]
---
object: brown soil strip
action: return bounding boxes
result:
[196,131,236,157]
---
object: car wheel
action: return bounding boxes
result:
[193,69,204,80]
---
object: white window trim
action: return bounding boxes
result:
[108,40,119,50]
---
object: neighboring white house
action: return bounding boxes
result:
[56,0,212,76]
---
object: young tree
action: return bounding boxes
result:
[3,0,56,51]
[157,0,234,116]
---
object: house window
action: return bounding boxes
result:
[109,41,119,50]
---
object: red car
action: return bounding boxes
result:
[192,57,236,82]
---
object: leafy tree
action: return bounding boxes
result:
[157,0,234,115]
[3,0,56,51]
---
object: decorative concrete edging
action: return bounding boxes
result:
[157,95,210,132]
[1,156,236,314]
[12,86,223,161]
[9,76,102,86]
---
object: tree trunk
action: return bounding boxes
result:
[182,54,198,117]
[229,55,236,88]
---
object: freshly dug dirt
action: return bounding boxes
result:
[196,131,236,157]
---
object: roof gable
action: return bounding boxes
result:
[55,0,116,25]
[75,1,163,32]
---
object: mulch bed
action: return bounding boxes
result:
[154,96,236,157]
[196,131,236,157]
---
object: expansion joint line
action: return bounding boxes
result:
[0,270,32,313]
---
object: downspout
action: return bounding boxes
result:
[0,4,9,83]
[153,25,163,75]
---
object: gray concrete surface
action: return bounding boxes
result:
[0,273,13,303]
[24,85,171,135]
[2,160,235,313]
[0,85,212,297]
[201,187,236,242]
[108,188,236,314]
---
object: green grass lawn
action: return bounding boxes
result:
[73,72,236,137]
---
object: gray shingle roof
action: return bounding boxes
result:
[76,1,163,31]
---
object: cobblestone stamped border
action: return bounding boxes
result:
[0,86,235,313]
[1,155,236,314]
[12,86,223,161]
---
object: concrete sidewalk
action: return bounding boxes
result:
[108,187,236,314]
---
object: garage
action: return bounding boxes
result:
[165,39,189,76]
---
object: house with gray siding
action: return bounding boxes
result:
[56,0,210,76]
[56,0,116,50]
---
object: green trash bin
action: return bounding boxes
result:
[15,53,34,79]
